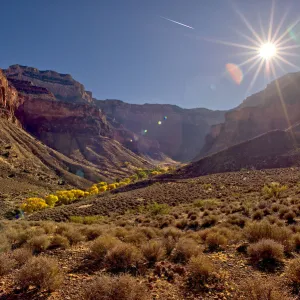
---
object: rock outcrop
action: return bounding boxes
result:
[0,69,152,185]
[165,123,300,179]
[95,100,226,161]
[4,65,226,162]
[4,65,93,103]
[198,72,300,159]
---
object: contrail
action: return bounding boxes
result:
[160,16,194,29]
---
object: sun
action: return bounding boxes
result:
[259,43,277,60]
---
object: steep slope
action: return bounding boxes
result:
[5,64,225,162]
[0,70,115,213]
[199,72,300,159]
[95,99,225,161]
[2,67,153,179]
[166,123,300,179]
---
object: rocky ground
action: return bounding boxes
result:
[0,168,299,299]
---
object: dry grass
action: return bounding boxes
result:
[11,248,33,266]
[84,274,149,300]
[17,256,63,291]
[27,234,51,253]
[90,235,120,260]
[240,277,291,300]
[286,258,300,287]
[247,239,284,269]
[141,240,165,265]
[105,243,142,273]
[0,253,16,275]
[50,234,70,249]
[187,254,217,291]
[171,238,201,264]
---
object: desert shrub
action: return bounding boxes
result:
[241,277,291,300]
[45,194,59,207]
[188,220,200,230]
[81,225,103,241]
[113,227,130,240]
[283,211,296,224]
[175,218,188,229]
[252,210,264,220]
[205,232,228,251]
[286,258,300,288]
[123,230,148,246]
[20,198,48,213]
[55,223,72,235]
[193,198,219,210]
[258,201,268,209]
[0,253,16,275]
[247,239,284,269]
[266,215,278,225]
[227,214,246,228]
[146,202,170,215]
[84,274,149,300]
[188,212,198,220]
[130,174,139,182]
[17,257,63,291]
[139,227,158,239]
[98,185,107,192]
[0,233,10,252]
[244,221,291,247]
[5,228,33,248]
[279,207,290,219]
[162,227,182,240]
[187,255,216,291]
[27,234,51,253]
[86,185,99,195]
[90,235,120,260]
[163,236,177,256]
[62,227,85,245]
[56,189,85,204]
[271,203,280,212]
[202,183,213,190]
[50,235,70,249]
[290,233,300,252]
[262,182,287,199]
[105,243,142,272]
[202,215,219,228]
[12,248,33,266]
[40,221,56,234]
[171,238,200,264]
[141,240,165,265]
[135,169,147,179]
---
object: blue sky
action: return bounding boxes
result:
[1,0,300,110]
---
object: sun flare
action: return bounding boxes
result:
[259,43,276,60]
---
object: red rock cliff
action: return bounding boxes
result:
[198,72,300,160]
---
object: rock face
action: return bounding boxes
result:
[4,65,226,162]
[166,123,300,179]
[0,70,95,188]
[1,68,152,184]
[95,100,226,161]
[4,65,93,103]
[198,73,300,159]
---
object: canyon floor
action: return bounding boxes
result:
[0,168,300,299]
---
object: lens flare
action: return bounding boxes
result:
[226,63,243,84]
[195,1,300,95]
[259,43,276,59]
